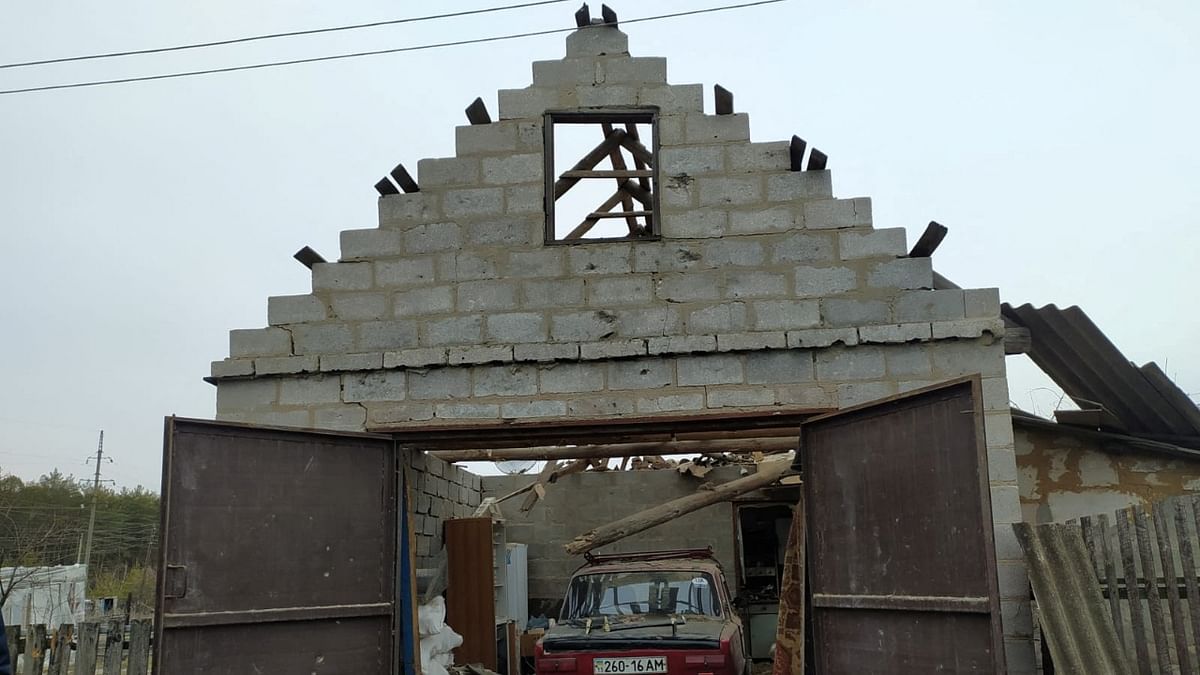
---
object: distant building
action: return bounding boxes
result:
[1,564,86,628]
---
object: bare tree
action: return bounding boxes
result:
[0,509,66,609]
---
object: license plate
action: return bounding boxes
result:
[593,657,668,675]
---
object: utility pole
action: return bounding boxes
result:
[81,430,108,570]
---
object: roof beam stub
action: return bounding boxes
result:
[465,97,492,125]
[714,84,734,115]
[908,221,948,258]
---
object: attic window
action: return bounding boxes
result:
[544,111,658,243]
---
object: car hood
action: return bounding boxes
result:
[541,617,727,651]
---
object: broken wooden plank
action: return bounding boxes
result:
[575,3,591,27]
[390,163,420,193]
[564,456,793,554]
[520,459,559,512]
[1177,500,1200,660]
[1116,508,1153,674]
[1153,500,1192,673]
[127,619,153,675]
[806,148,828,171]
[374,176,399,196]
[430,437,798,463]
[465,97,492,125]
[772,496,804,675]
[907,221,948,258]
[789,136,807,171]
[102,619,124,675]
[1133,505,1173,669]
[714,84,734,115]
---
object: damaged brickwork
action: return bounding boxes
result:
[207,23,1033,671]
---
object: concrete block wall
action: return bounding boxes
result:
[208,23,1031,671]
[481,467,745,615]
[407,450,482,568]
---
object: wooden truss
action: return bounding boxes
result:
[550,116,656,240]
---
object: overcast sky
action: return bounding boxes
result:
[2,0,1197,490]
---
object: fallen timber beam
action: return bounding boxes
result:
[429,438,798,463]
[565,457,794,555]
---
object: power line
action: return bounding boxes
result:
[0,0,573,70]
[0,1,787,96]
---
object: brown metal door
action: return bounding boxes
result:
[154,418,405,674]
[802,378,1005,673]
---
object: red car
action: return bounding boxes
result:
[535,549,748,675]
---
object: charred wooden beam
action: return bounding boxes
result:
[806,148,828,171]
[374,177,399,196]
[465,97,492,125]
[908,221,948,258]
[564,457,794,554]
[714,85,734,115]
[575,3,591,27]
[429,437,798,463]
[600,4,618,27]
[389,163,420,194]
[293,246,326,269]
[789,136,808,171]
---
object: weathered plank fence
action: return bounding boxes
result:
[4,619,152,675]
[1071,495,1200,674]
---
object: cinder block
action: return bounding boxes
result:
[615,305,682,336]
[505,184,544,215]
[633,242,700,273]
[702,240,765,267]
[729,207,800,234]
[638,84,703,113]
[751,300,821,331]
[465,218,539,248]
[608,358,674,390]
[726,142,790,173]
[394,286,454,317]
[439,252,498,283]
[820,298,890,327]
[230,327,292,358]
[698,176,764,206]
[660,146,725,175]
[707,388,776,408]
[867,258,933,289]
[803,198,872,230]
[602,56,667,83]
[331,293,389,321]
[448,345,512,366]
[377,192,440,228]
[486,312,547,343]
[647,335,718,355]
[656,113,686,146]
[981,376,1011,412]
[858,323,932,344]
[279,375,342,405]
[383,347,447,369]
[255,355,318,375]
[987,445,1020,484]
[568,395,635,417]
[929,340,1005,378]
[320,352,383,372]
[211,359,255,378]
[685,114,750,144]
[312,262,372,291]
[931,318,1006,340]
[984,411,1016,450]
[715,332,787,351]
[540,362,605,394]
[686,303,748,333]
[367,401,435,424]
[374,257,436,288]
[839,228,907,260]
[656,273,721,302]
[660,208,729,239]
[786,328,858,348]
[515,343,579,362]
[417,157,480,188]
[403,223,463,255]
[551,310,618,342]
[532,58,598,86]
[661,178,696,209]
[435,402,500,419]
[574,83,638,108]
[965,288,1002,318]
[772,233,835,263]
[794,266,858,298]
[498,87,559,120]
[815,346,887,381]
[677,354,744,386]
[502,400,567,419]
[240,410,311,428]
[339,228,403,261]
[268,295,327,325]
[521,278,584,308]
[1004,640,1037,675]
[408,368,471,399]
[291,323,354,355]
[422,316,483,346]
[837,381,897,407]
[766,172,833,202]
[1000,599,1033,638]
[455,122,520,155]
[569,244,632,275]
[344,371,406,402]
[508,249,565,278]
[457,280,518,312]
[744,350,814,384]
[725,271,787,299]
[894,289,966,322]
[774,383,835,408]
[580,339,647,359]
[885,344,933,378]
[587,276,653,305]
[443,189,504,219]
[474,364,538,396]
[482,153,542,185]
[565,26,629,57]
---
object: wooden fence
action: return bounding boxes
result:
[1074,495,1200,674]
[4,619,152,675]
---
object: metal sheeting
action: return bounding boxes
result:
[1003,303,1200,441]
[1014,522,1132,675]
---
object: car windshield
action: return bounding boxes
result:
[562,570,721,620]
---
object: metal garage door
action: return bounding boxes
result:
[154,418,412,674]
[802,377,1005,673]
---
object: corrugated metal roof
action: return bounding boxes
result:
[1013,522,1133,674]
[1002,303,1200,443]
